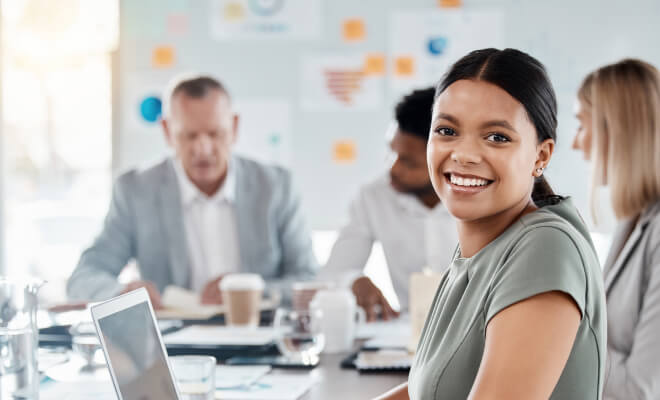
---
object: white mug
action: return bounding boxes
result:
[309,288,366,353]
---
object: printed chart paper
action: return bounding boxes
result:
[389,9,504,94]
[301,54,384,111]
[210,0,321,40]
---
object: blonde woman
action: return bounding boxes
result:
[573,59,660,399]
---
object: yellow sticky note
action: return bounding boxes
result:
[394,56,415,77]
[224,2,245,20]
[438,0,462,7]
[343,18,366,42]
[333,140,357,163]
[364,54,386,76]
[152,46,175,68]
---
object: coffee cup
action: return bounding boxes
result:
[220,274,264,327]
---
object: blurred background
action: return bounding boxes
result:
[1,0,659,305]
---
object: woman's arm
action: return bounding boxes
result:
[468,291,581,400]
[373,383,409,400]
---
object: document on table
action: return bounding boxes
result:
[40,378,115,400]
[163,325,276,346]
[215,374,316,400]
[357,314,411,349]
[215,365,271,389]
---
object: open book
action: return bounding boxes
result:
[157,286,278,320]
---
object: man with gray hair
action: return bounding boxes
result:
[67,75,318,307]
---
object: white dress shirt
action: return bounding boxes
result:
[322,174,458,310]
[174,161,241,291]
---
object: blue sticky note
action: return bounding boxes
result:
[140,96,162,123]
[427,37,448,56]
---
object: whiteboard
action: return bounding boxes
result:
[116,0,660,231]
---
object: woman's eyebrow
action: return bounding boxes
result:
[479,120,517,132]
[434,112,460,125]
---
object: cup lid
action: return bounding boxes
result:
[220,274,265,291]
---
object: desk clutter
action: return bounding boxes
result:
[31,283,418,399]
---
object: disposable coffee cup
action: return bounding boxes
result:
[220,274,265,327]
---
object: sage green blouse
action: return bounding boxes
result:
[408,198,606,399]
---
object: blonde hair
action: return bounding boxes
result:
[578,59,660,219]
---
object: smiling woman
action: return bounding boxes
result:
[376,49,607,400]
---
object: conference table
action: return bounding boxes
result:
[272,352,407,399]
[38,312,410,399]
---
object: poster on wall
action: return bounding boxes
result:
[233,99,292,167]
[389,9,504,95]
[210,0,321,40]
[119,75,172,170]
[300,54,384,111]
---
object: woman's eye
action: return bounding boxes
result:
[434,127,456,136]
[486,133,511,143]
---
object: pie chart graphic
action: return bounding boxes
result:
[248,0,285,16]
[427,37,448,56]
[139,96,162,123]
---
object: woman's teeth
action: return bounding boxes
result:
[450,174,490,187]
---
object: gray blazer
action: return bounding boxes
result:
[603,201,660,399]
[67,156,318,302]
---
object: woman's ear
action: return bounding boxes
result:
[534,139,555,176]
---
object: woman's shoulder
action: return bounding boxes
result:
[515,198,595,255]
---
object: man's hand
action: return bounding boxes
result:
[201,275,225,305]
[121,280,163,309]
[352,276,399,321]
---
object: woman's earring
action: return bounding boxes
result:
[536,167,544,176]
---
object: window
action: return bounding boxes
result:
[1,0,118,302]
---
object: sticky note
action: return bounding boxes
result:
[333,140,357,163]
[224,2,245,20]
[438,0,462,7]
[152,46,175,68]
[394,56,415,77]
[343,18,366,42]
[167,13,189,35]
[364,54,386,76]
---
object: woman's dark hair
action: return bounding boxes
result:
[436,48,562,207]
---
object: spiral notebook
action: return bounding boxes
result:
[341,349,412,372]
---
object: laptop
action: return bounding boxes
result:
[91,288,181,400]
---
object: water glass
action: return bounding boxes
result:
[0,278,42,400]
[273,308,325,365]
[169,355,216,400]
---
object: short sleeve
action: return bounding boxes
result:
[484,226,587,324]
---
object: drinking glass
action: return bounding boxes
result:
[0,278,43,400]
[273,308,325,365]
[170,355,216,400]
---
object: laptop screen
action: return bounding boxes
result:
[97,300,178,400]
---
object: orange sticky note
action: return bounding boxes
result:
[438,0,462,7]
[394,56,415,77]
[364,54,386,76]
[333,140,357,163]
[343,19,366,42]
[152,46,175,68]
